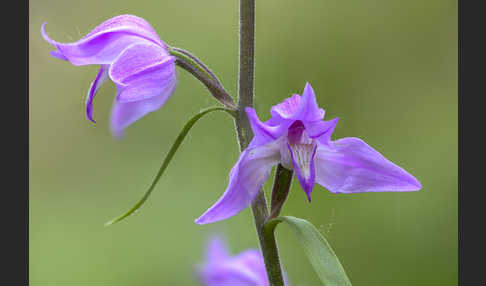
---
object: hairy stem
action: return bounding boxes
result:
[170,47,224,88]
[235,0,286,285]
[174,56,236,110]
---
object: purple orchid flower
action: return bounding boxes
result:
[41,15,177,137]
[197,237,289,286]
[195,83,421,224]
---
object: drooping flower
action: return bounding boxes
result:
[197,236,289,286]
[195,83,421,224]
[41,15,177,137]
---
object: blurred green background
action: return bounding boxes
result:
[29,0,457,285]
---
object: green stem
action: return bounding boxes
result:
[171,50,236,110]
[170,47,223,88]
[235,0,286,285]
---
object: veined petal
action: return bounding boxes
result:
[270,94,301,119]
[114,70,176,103]
[315,137,422,193]
[287,142,318,201]
[108,42,176,102]
[195,142,280,224]
[81,15,164,46]
[109,43,175,89]
[41,15,165,66]
[109,76,177,137]
[85,65,110,123]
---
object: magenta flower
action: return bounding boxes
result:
[196,83,421,224]
[197,237,289,286]
[41,15,177,136]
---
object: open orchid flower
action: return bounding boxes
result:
[195,83,421,224]
[197,237,289,286]
[41,15,177,137]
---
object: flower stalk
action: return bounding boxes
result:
[235,0,286,285]
[170,47,224,88]
[171,50,236,110]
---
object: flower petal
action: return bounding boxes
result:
[41,15,165,66]
[293,83,325,122]
[315,137,422,193]
[270,94,301,119]
[269,83,325,125]
[108,42,176,102]
[195,142,280,224]
[85,65,109,123]
[199,247,267,286]
[206,236,229,264]
[304,117,339,144]
[109,76,177,137]
[81,15,164,46]
[287,142,318,201]
[246,107,286,148]
[230,250,269,285]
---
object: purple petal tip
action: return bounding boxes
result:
[40,22,55,45]
[304,184,313,202]
[86,107,96,123]
[194,216,211,225]
[411,179,422,191]
[306,192,312,202]
[86,108,96,123]
[111,129,125,140]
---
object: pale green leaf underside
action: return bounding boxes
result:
[105,106,235,226]
[266,216,352,286]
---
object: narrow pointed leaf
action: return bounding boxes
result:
[265,216,352,286]
[105,107,235,226]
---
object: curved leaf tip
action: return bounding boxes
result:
[105,107,236,226]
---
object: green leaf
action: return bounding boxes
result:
[265,216,352,286]
[105,107,235,226]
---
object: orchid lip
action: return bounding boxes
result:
[287,141,317,201]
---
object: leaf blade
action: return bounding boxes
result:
[266,216,352,286]
[105,107,235,226]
